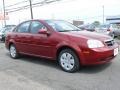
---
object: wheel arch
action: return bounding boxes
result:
[8,40,16,50]
[56,45,81,64]
[9,42,14,49]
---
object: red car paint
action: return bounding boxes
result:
[5,20,119,65]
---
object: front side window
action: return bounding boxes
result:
[30,21,46,34]
[17,22,30,33]
[46,20,81,32]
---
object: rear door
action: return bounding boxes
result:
[14,21,31,53]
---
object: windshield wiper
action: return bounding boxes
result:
[59,29,81,32]
[59,30,71,32]
[71,29,81,31]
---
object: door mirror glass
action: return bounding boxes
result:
[38,29,47,34]
[38,29,51,35]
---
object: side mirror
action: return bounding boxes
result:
[38,29,51,36]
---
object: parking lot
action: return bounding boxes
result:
[0,40,119,90]
[0,0,120,89]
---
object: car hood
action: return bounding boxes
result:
[60,31,112,41]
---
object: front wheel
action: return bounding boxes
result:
[9,44,19,59]
[58,49,80,73]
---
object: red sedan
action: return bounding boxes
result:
[5,20,119,72]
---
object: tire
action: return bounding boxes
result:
[58,49,80,73]
[111,33,115,38]
[9,44,19,59]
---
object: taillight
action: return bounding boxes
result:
[93,29,96,32]
[107,29,111,31]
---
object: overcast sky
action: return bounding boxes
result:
[0,0,120,26]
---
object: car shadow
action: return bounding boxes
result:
[79,62,112,74]
[14,54,60,70]
[0,41,5,43]
[6,53,112,74]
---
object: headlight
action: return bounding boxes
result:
[87,39,104,48]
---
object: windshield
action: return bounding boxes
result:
[46,20,81,32]
[0,27,14,33]
[110,24,120,29]
[99,24,120,29]
[99,24,110,29]
[0,28,5,33]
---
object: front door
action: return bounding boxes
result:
[28,21,55,58]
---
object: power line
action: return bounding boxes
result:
[5,0,62,13]
[6,0,61,13]
[5,0,77,13]
[6,0,28,8]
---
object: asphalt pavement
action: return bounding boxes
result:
[0,40,120,90]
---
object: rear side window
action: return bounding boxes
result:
[30,21,46,34]
[17,22,30,33]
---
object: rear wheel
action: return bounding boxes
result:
[9,44,19,59]
[58,49,80,73]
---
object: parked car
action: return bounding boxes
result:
[78,24,96,32]
[5,20,119,72]
[0,25,16,42]
[96,24,120,38]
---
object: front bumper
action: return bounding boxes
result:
[80,43,119,65]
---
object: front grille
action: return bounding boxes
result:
[105,39,115,46]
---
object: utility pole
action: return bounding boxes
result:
[102,5,104,24]
[29,0,33,19]
[3,0,6,26]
